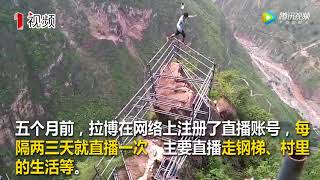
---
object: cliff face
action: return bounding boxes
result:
[155,61,196,116]
[0,0,229,144]
[215,0,320,124]
[216,0,320,97]
[1,0,228,175]
[0,0,305,177]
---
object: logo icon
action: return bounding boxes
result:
[14,11,56,30]
[262,11,276,25]
[14,12,24,30]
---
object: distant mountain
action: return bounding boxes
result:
[215,0,320,125]
[0,0,301,178]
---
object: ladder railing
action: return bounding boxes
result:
[94,39,216,180]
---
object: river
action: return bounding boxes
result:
[234,33,320,128]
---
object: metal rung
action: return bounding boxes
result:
[154,84,200,92]
[154,74,205,83]
[137,96,208,115]
[130,105,206,122]
[135,105,192,121]
[172,38,215,65]
[149,93,187,103]
[96,39,216,180]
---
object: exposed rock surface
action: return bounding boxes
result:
[0,115,14,147]
[214,96,238,121]
[114,61,228,180]
[215,0,320,125]
[154,62,196,116]
[0,88,46,147]
[81,2,152,44]
[56,0,152,54]
[10,88,45,122]
[117,139,164,180]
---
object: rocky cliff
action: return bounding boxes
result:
[215,0,320,125]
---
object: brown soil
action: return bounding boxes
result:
[154,62,196,116]
[55,1,152,60]
[117,139,164,180]
[214,96,237,120]
[118,154,149,180]
[80,2,152,45]
[235,33,320,127]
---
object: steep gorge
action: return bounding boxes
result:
[215,0,320,126]
[0,0,308,178]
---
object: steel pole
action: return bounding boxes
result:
[278,153,307,180]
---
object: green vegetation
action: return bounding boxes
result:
[49,95,114,136]
[301,153,320,179]
[20,29,65,72]
[1,0,318,179]
[210,70,272,122]
[70,156,123,180]
[197,70,319,180]
[219,0,320,113]
[196,157,232,180]
[0,80,14,105]
[48,95,116,179]
[196,70,280,179]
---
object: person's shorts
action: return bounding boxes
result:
[175,30,186,38]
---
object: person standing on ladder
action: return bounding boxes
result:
[167,12,197,43]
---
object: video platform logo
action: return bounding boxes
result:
[261,11,277,25]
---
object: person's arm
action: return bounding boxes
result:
[189,14,197,18]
